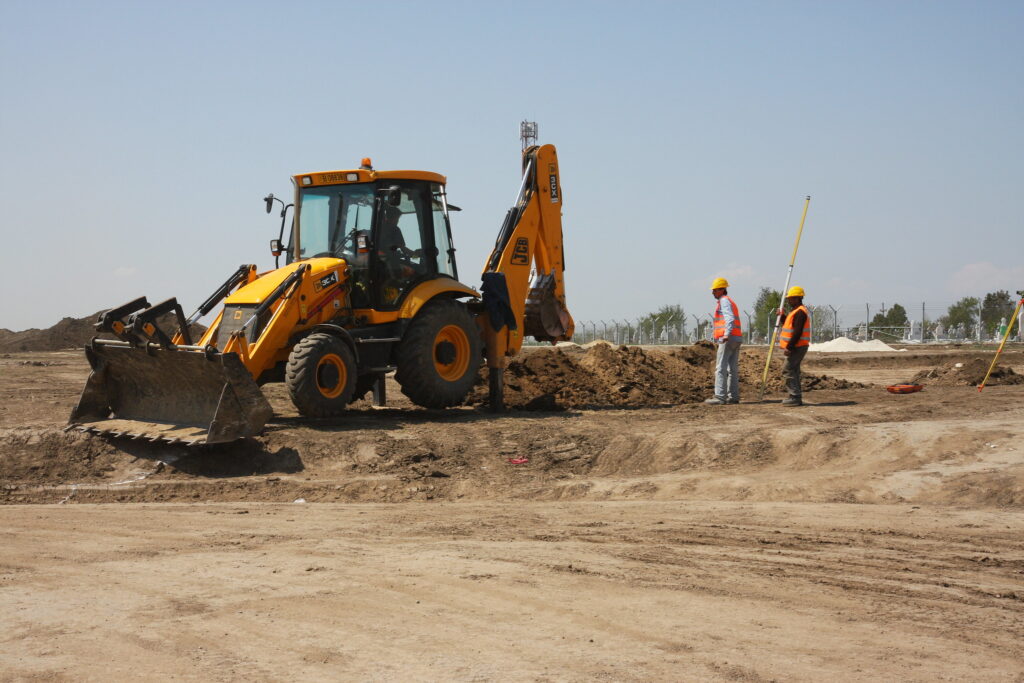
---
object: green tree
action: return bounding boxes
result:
[753,287,782,340]
[939,297,980,336]
[886,303,908,327]
[980,290,1014,336]
[871,303,908,328]
[639,304,685,341]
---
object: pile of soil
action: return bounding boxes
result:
[466,341,863,410]
[911,359,1024,387]
[0,314,108,353]
[0,312,206,353]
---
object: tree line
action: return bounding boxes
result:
[636,289,1019,341]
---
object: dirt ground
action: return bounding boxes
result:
[2,344,1023,681]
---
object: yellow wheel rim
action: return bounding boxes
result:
[316,353,347,398]
[433,325,470,381]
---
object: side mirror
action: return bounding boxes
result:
[385,185,401,207]
[264,194,275,214]
[269,239,282,257]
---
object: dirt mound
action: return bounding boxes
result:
[0,314,109,353]
[911,359,1024,387]
[0,429,125,483]
[466,341,862,410]
[0,312,206,353]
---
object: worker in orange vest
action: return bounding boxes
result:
[704,277,743,405]
[779,286,811,406]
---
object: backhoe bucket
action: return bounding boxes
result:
[524,273,573,342]
[69,341,273,445]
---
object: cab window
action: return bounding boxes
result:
[375,184,429,307]
[431,184,456,278]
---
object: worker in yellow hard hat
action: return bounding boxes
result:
[778,285,811,406]
[704,277,743,405]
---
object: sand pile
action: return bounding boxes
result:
[810,338,901,353]
[910,359,1024,387]
[467,341,862,410]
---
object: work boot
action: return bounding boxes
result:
[782,397,803,407]
[704,397,725,405]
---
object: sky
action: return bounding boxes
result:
[1,0,1022,331]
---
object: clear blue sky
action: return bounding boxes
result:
[1,0,1021,331]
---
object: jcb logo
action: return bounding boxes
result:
[548,164,559,203]
[510,237,529,265]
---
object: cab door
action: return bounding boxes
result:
[372,181,434,308]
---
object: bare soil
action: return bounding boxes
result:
[2,344,1023,681]
[466,341,862,410]
[911,357,1024,387]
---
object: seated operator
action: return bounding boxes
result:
[376,204,424,304]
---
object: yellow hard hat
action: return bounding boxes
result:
[787,285,805,298]
[710,277,729,290]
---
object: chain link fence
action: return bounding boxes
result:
[527,301,1024,346]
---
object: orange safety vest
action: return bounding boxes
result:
[713,295,743,339]
[779,305,811,348]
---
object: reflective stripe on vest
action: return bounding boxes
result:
[713,295,743,339]
[779,305,811,348]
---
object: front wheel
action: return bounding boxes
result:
[395,300,482,408]
[286,333,357,417]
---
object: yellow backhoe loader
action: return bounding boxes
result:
[69,140,573,444]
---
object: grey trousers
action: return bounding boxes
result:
[714,339,742,401]
[783,346,808,398]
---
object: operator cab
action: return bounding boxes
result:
[286,164,458,310]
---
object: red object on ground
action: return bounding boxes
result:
[507,457,529,465]
[887,384,924,394]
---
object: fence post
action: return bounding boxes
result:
[978,297,983,342]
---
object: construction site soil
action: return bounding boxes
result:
[466,341,863,410]
[2,341,1023,680]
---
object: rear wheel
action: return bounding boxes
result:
[286,333,357,417]
[396,300,481,408]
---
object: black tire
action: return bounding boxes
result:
[286,333,357,417]
[395,299,482,408]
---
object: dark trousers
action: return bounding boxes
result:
[783,346,808,398]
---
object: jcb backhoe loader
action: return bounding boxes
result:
[69,143,573,444]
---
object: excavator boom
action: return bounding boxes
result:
[479,143,574,409]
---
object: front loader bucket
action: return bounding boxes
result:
[69,341,273,445]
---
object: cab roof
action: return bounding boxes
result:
[292,169,446,188]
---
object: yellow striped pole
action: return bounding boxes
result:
[758,196,811,401]
[978,292,1024,392]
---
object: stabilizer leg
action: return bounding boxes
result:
[372,373,387,407]
[488,367,505,413]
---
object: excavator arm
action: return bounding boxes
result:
[479,144,574,410]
